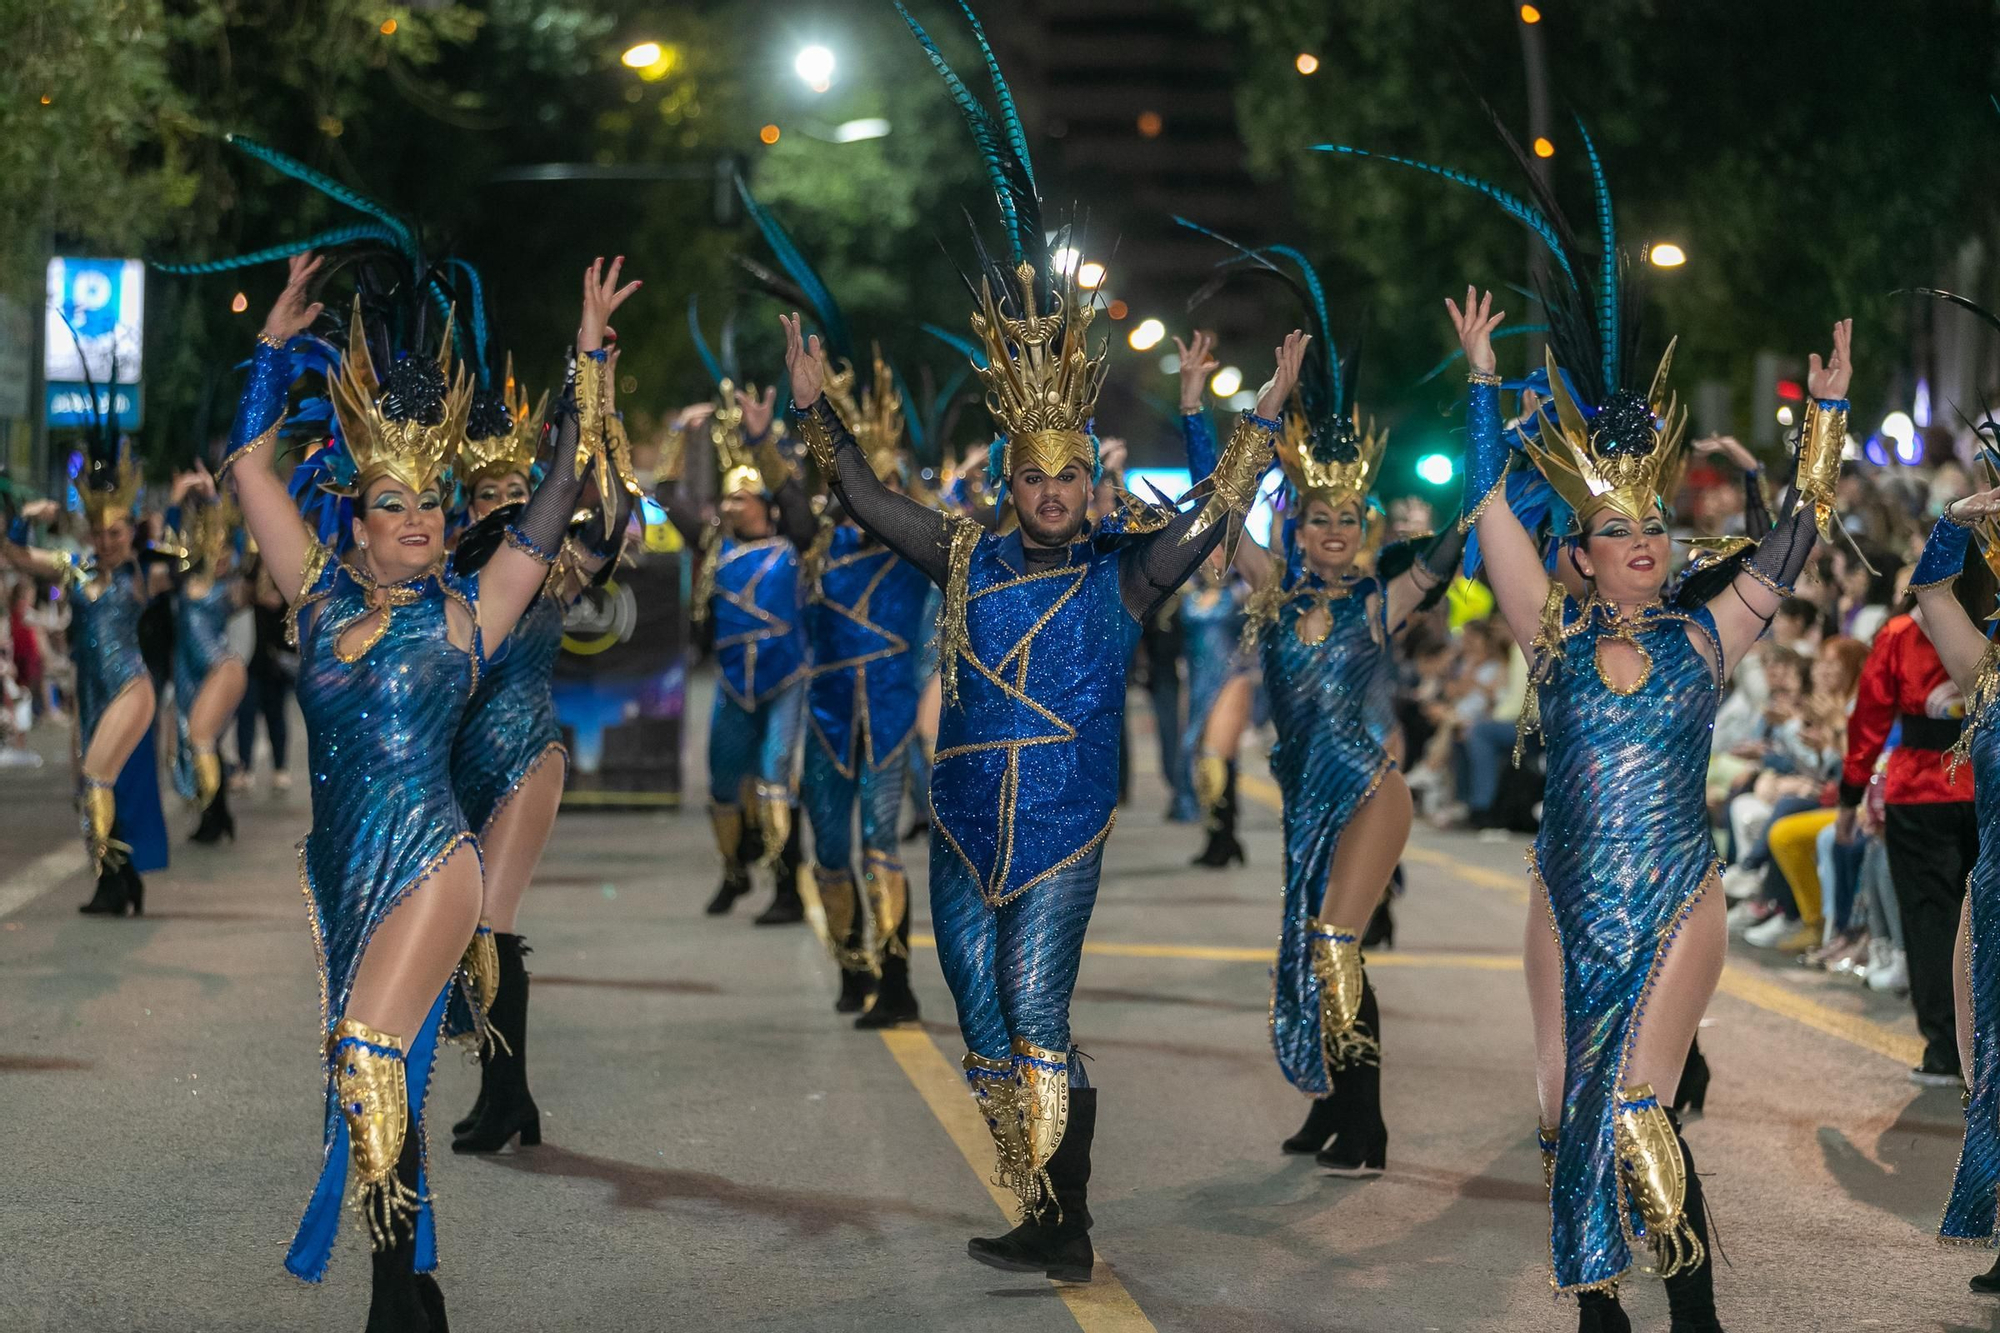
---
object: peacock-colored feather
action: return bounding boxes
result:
[954,0,1034,194]
[224,135,420,265]
[444,258,491,385]
[1412,324,1550,385]
[734,177,852,363]
[1574,118,1618,392]
[151,224,407,276]
[895,3,1020,259]
[1315,144,1575,288]
[687,295,728,389]
[921,321,990,370]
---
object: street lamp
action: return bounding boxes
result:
[1416,453,1456,485]
[832,118,890,143]
[1128,319,1166,351]
[1210,366,1243,397]
[1649,243,1687,268]
[1076,261,1107,289]
[622,41,662,68]
[795,45,835,93]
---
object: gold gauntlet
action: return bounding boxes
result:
[1793,397,1848,540]
[1011,1039,1070,1220]
[965,1051,1031,1208]
[574,353,607,472]
[331,1018,419,1249]
[1307,920,1379,1071]
[192,747,223,808]
[1180,414,1278,551]
[794,401,841,478]
[1612,1085,1704,1277]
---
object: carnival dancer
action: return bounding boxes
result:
[226,250,630,1328]
[166,476,247,844]
[445,345,636,1154]
[2,429,170,914]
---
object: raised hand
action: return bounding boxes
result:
[1807,318,1854,402]
[1252,329,1312,422]
[580,256,641,354]
[1444,286,1506,375]
[261,252,325,344]
[737,384,778,441]
[1097,435,1129,479]
[1173,330,1220,413]
[779,312,824,408]
[1693,434,1759,471]
[1946,482,2000,526]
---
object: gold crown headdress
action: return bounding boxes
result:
[328,296,473,497]
[1523,342,1689,528]
[168,496,240,576]
[1276,400,1389,516]
[971,263,1108,484]
[708,379,791,498]
[79,452,143,528]
[455,353,547,488]
[822,345,908,483]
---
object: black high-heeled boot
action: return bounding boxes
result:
[1575,1289,1631,1333]
[855,940,921,1029]
[1315,981,1387,1176]
[753,821,807,925]
[189,783,235,844]
[835,967,874,1014]
[79,865,127,915]
[1190,762,1246,868]
[1971,1253,2000,1294]
[1674,1036,1710,1116]
[1662,1119,1722,1332]
[1362,887,1396,950]
[968,1085,1097,1282]
[1282,1097,1341,1154]
[452,934,541,1154]
[366,1136,433,1332]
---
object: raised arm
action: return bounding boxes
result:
[1383,519,1467,629]
[1910,496,2000,694]
[782,313,956,586]
[224,252,325,604]
[1449,287,1549,650]
[1705,320,1851,675]
[477,256,641,646]
[1693,435,1771,540]
[1174,331,1222,478]
[2,500,74,580]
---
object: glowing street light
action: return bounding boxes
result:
[230,292,249,314]
[1210,366,1244,397]
[1416,453,1456,486]
[1649,243,1687,268]
[1076,261,1107,289]
[759,124,781,145]
[1050,247,1081,277]
[832,118,890,143]
[1128,319,1166,352]
[1519,4,1542,22]
[1532,136,1555,158]
[1295,53,1320,75]
[795,45,836,93]
[1775,405,1795,428]
[1881,410,1917,463]
[622,41,662,68]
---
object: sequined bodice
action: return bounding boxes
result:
[712,535,805,704]
[68,560,148,738]
[174,578,237,684]
[1261,576,1392,761]
[478,592,564,707]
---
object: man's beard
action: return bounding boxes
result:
[1015,499,1086,548]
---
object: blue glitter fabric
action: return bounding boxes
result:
[65,557,169,872]
[1261,573,1395,1094]
[711,535,807,708]
[450,592,567,835]
[1179,571,1256,768]
[285,548,484,1279]
[1912,513,1973,590]
[806,523,930,776]
[1942,679,2000,1244]
[930,531,1141,907]
[229,340,293,460]
[804,738,906,871]
[1181,409,1219,481]
[171,577,241,800]
[709,679,806,800]
[1533,594,1723,1291]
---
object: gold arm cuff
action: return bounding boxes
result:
[1180,415,1277,546]
[574,355,607,471]
[257,332,287,350]
[1794,398,1848,538]
[794,403,840,478]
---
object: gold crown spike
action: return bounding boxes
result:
[821,344,908,483]
[1522,342,1689,528]
[80,453,143,528]
[456,352,548,487]
[177,496,240,576]
[328,296,473,497]
[709,379,791,497]
[970,262,1107,480]
[1275,402,1389,516]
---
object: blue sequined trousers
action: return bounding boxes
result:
[171,578,240,800]
[452,593,568,835]
[803,739,906,873]
[710,679,806,803]
[1262,577,1395,1095]
[70,561,168,872]
[1943,692,2000,1243]
[1534,598,1722,1291]
[284,555,484,1282]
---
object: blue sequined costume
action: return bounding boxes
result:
[452,591,567,835]
[1944,678,2000,1245]
[171,577,240,800]
[1181,574,1255,767]
[1259,573,1395,1095]
[705,532,808,806]
[66,558,169,872]
[1531,594,1723,1291]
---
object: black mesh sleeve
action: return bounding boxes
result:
[509,375,586,564]
[1740,500,1818,605]
[1118,506,1227,621]
[770,472,818,552]
[794,399,954,585]
[579,484,636,560]
[1742,470,1773,541]
[1415,517,1467,612]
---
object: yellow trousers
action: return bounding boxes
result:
[1768,808,1837,927]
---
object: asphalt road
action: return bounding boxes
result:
[0,682,1991,1332]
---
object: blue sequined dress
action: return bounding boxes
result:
[451,591,567,834]
[1259,572,1395,1094]
[172,577,240,800]
[1942,669,2000,1245]
[1532,595,1723,1291]
[66,558,169,872]
[1180,571,1256,769]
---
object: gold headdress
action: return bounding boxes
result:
[328,296,473,496]
[165,496,240,577]
[80,453,143,528]
[822,345,907,483]
[1523,343,1689,528]
[456,353,547,488]
[971,263,1107,483]
[1276,401,1388,517]
[708,379,791,498]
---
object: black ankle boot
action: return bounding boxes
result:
[1315,982,1387,1176]
[1972,1253,2000,1294]
[753,822,806,925]
[1675,1036,1710,1116]
[1190,763,1246,868]
[835,967,875,1014]
[1362,892,1395,950]
[1282,1097,1342,1154]
[706,864,751,915]
[1662,1121,1722,1331]
[189,784,235,844]
[968,1085,1097,1282]
[366,1137,434,1332]
[453,934,541,1154]
[79,864,127,915]
[1575,1289,1630,1333]
[855,949,921,1029]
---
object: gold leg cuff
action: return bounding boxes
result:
[331,1018,419,1250]
[863,850,909,963]
[81,778,130,874]
[193,746,223,807]
[814,867,871,970]
[754,783,792,869]
[710,803,744,866]
[1307,920,1379,1071]
[1613,1084,1704,1277]
[1193,753,1228,816]
[964,1051,1033,1214]
[1011,1037,1070,1221]
[1538,1120,1558,1193]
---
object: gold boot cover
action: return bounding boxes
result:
[814,867,871,970]
[1306,919,1380,1070]
[709,803,744,866]
[964,1051,1031,1212]
[331,1017,419,1248]
[863,849,909,964]
[1193,753,1229,817]
[80,777,130,873]
[754,782,792,870]
[1612,1084,1703,1276]
[192,747,224,808]
[457,923,507,1054]
[1538,1120,1558,1193]
[1011,1037,1070,1221]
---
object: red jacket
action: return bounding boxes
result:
[1839,614,1974,806]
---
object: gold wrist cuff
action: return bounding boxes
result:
[794,403,839,478]
[257,332,286,350]
[1466,370,1502,386]
[1179,415,1277,557]
[1794,398,1848,539]
[574,354,607,473]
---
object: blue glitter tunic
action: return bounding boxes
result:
[1943,675,2000,1244]
[806,523,931,775]
[709,534,807,709]
[68,560,151,745]
[1260,574,1395,1095]
[931,530,1140,907]
[1533,596,1723,1291]
[171,577,240,800]
[451,591,567,834]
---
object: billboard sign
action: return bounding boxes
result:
[47,381,143,431]
[45,257,144,384]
